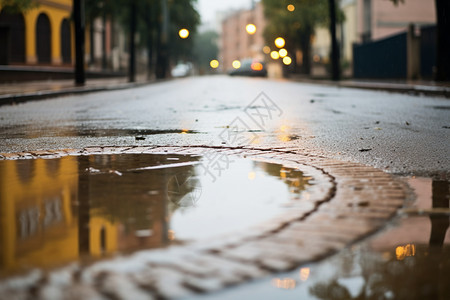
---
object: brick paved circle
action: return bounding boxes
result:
[0,146,408,299]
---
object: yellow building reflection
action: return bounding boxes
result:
[0,154,187,276]
[0,157,79,274]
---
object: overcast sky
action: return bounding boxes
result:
[196,0,256,24]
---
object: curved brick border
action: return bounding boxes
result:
[0,146,407,299]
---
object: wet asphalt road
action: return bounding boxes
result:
[1,75,449,176]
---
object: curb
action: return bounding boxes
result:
[0,79,172,107]
[288,78,450,98]
[0,146,409,299]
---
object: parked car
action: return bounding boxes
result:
[171,63,192,77]
[228,59,267,77]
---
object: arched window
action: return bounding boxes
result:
[0,9,25,64]
[60,18,71,64]
[36,13,51,63]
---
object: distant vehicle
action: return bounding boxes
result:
[228,59,267,77]
[171,63,192,77]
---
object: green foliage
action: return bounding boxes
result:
[262,0,330,50]
[192,30,219,70]
[168,0,200,60]
[0,0,37,13]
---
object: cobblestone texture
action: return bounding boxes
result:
[0,146,408,299]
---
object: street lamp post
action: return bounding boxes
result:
[328,0,340,81]
[74,0,85,85]
[129,0,137,82]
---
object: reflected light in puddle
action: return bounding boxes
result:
[280,125,289,132]
[278,134,291,142]
[168,230,175,241]
[299,267,310,281]
[396,244,416,260]
[272,278,296,289]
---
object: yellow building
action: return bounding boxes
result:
[0,156,120,275]
[0,0,73,66]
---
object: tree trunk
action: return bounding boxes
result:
[146,2,154,80]
[102,10,107,70]
[328,0,340,80]
[74,0,85,85]
[299,30,312,75]
[89,16,95,66]
[434,0,450,81]
[128,0,136,82]
[155,0,169,79]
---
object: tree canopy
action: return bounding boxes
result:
[262,0,341,74]
[0,0,36,12]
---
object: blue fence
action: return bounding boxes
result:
[353,32,407,79]
[420,25,436,79]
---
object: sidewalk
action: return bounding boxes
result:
[289,75,450,98]
[1,75,449,107]
[0,76,156,106]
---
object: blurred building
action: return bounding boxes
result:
[0,1,127,72]
[220,2,266,72]
[0,155,170,275]
[0,0,73,66]
[344,0,436,76]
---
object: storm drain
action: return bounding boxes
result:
[0,146,407,299]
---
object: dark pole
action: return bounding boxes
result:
[328,0,340,81]
[156,0,169,79]
[128,0,137,82]
[434,0,450,81]
[146,2,154,80]
[102,7,107,70]
[74,0,86,85]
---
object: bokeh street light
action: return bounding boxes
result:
[246,23,257,35]
[287,4,295,12]
[270,51,280,60]
[283,56,292,65]
[278,48,288,58]
[274,37,285,48]
[210,59,219,69]
[232,60,241,69]
[178,28,189,39]
[263,46,271,54]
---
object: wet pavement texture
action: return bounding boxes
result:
[0,75,448,175]
[0,146,410,299]
[0,153,313,277]
[0,75,449,298]
[190,177,450,300]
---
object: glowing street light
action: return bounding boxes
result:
[232,60,241,69]
[210,59,219,69]
[278,48,288,58]
[287,4,295,12]
[274,37,285,48]
[246,23,256,35]
[270,51,280,60]
[178,28,189,39]
[283,56,292,65]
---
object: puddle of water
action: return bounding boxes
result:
[194,177,450,300]
[0,128,202,139]
[0,154,311,277]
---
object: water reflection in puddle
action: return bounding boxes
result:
[0,154,311,276]
[194,177,450,300]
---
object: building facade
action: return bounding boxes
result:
[341,0,436,64]
[220,2,266,72]
[0,0,125,71]
[0,0,73,66]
